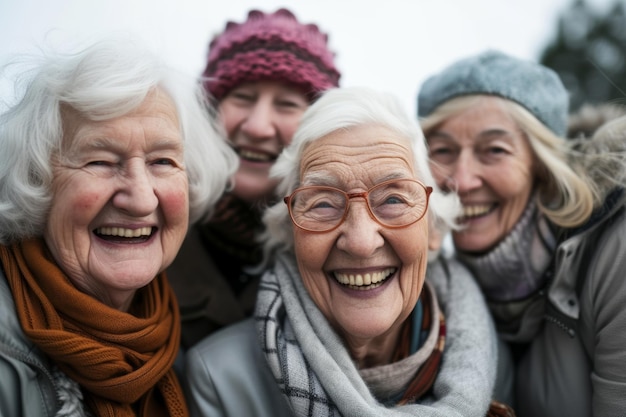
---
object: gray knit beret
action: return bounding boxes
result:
[417,50,569,136]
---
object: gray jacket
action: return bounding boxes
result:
[183,318,292,417]
[514,187,626,417]
[0,269,88,417]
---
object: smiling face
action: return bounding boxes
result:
[426,97,536,253]
[44,89,189,311]
[219,80,309,203]
[294,125,429,365]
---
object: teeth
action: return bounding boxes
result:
[334,268,395,289]
[463,204,492,218]
[239,149,273,162]
[96,226,152,237]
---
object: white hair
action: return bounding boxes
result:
[260,86,461,260]
[0,37,238,244]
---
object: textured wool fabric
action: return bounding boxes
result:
[255,252,498,417]
[417,50,569,136]
[202,8,340,101]
[456,198,556,303]
[0,238,188,417]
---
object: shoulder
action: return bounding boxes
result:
[187,318,258,364]
[0,270,70,416]
[579,206,626,417]
[184,319,291,417]
[184,319,259,402]
[0,269,33,352]
[579,199,626,318]
[573,194,626,298]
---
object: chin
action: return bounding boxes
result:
[452,232,496,253]
[233,186,274,203]
[233,173,277,201]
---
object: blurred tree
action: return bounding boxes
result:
[540,0,626,111]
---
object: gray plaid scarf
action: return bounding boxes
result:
[255,253,497,417]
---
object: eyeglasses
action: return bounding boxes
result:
[284,179,433,233]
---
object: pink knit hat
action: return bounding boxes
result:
[202,8,341,102]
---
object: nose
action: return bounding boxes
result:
[446,151,482,194]
[112,159,159,216]
[240,99,277,140]
[335,199,385,257]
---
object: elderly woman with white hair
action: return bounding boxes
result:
[184,87,512,417]
[0,38,237,417]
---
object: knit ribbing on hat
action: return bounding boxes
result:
[203,8,340,101]
[417,50,569,136]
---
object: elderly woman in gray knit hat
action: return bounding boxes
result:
[184,87,515,417]
[418,50,626,417]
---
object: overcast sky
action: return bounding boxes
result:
[0,0,618,115]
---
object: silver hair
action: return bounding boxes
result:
[260,86,461,260]
[0,37,238,244]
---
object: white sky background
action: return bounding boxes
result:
[0,0,618,116]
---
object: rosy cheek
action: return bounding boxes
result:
[159,187,189,219]
[72,193,102,212]
[54,182,103,215]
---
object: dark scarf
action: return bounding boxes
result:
[0,238,188,417]
[200,193,264,266]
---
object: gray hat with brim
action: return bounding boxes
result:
[417,50,569,136]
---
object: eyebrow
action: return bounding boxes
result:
[75,136,184,153]
[428,127,516,141]
[300,171,413,187]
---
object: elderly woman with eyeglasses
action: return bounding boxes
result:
[183,87,513,417]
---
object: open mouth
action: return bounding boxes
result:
[461,204,496,221]
[332,267,396,291]
[94,226,155,243]
[237,148,277,163]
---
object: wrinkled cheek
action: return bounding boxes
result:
[294,232,329,271]
[396,229,428,294]
[48,190,101,235]
[294,233,331,284]
[45,192,99,276]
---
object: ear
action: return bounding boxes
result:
[428,224,443,252]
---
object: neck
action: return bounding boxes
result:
[344,325,404,369]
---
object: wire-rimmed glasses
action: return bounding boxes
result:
[284,179,433,233]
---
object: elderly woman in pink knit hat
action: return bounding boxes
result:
[168,8,341,351]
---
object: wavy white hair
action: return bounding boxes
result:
[0,37,238,244]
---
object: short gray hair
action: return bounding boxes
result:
[0,37,238,244]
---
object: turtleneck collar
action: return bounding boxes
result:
[456,197,556,302]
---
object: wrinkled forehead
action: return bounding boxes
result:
[298,125,416,186]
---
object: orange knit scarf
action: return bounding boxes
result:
[0,238,188,417]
